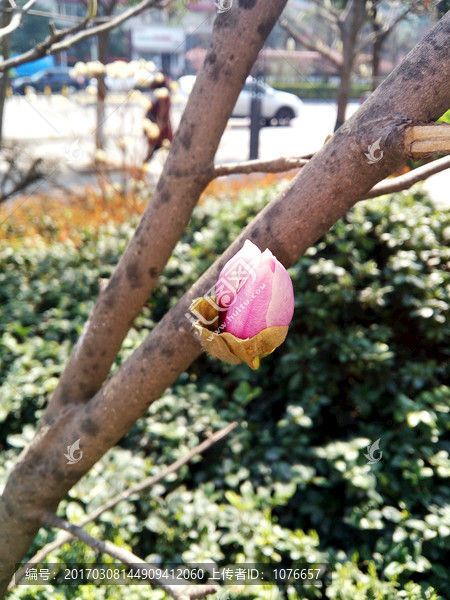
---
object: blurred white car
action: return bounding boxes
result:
[178,75,302,125]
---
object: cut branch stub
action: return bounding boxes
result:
[403,123,450,158]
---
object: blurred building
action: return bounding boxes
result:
[127,2,215,77]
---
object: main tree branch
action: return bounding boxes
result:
[10,422,237,590]
[41,0,290,423]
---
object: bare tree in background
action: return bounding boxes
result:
[0,2,449,597]
[279,0,440,129]
[0,0,169,147]
[81,0,120,149]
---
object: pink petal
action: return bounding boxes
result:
[224,260,274,338]
[216,240,261,309]
[266,259,294,327]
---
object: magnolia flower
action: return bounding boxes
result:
[190,240,295,369]
[216,240,294,339]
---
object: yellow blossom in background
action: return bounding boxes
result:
[135,73,151,88]
[127,90,143,103]
[94,149,107,163]
[154,87,169,100]
[116,138,127,150]
[142,119,160,140]
[73,61,88,75]
[86,61,105,76]
[139,97,152,110]
[106,60,127,77]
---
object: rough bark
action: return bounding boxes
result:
[11,423,238,589]
[0,8,449,597]
[42,0,290,425]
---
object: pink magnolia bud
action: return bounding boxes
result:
[216,239,294,339]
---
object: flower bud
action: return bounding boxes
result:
[190,240,294,369]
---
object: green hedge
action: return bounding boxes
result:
[1,185,449,600]
[271,82,372,100]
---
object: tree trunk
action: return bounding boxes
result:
[335,49,353,130]
[334,0,366,130]
[0,0,11,146]
[371,5,383,91]
[372,35,383,91]
[0,8,449,597]
[95,30,109,150]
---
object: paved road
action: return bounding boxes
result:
[4,93,355,161]
[3,93,448,204]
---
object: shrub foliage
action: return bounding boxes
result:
[0,184,448,600]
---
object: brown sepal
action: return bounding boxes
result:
[190,296,289,370]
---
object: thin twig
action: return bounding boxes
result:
[356,7,411,53]
[41,512,217,600]
[9,422,238,590]
[0,0,37,40]
[308,0,341,24]
[212,156,310,178]
[278,18,342,69]
[208,152,449,198]
[0,0,168,72]
[364,154,450,199]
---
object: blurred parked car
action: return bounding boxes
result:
[11,67,85,94]
[177,75,303,125]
